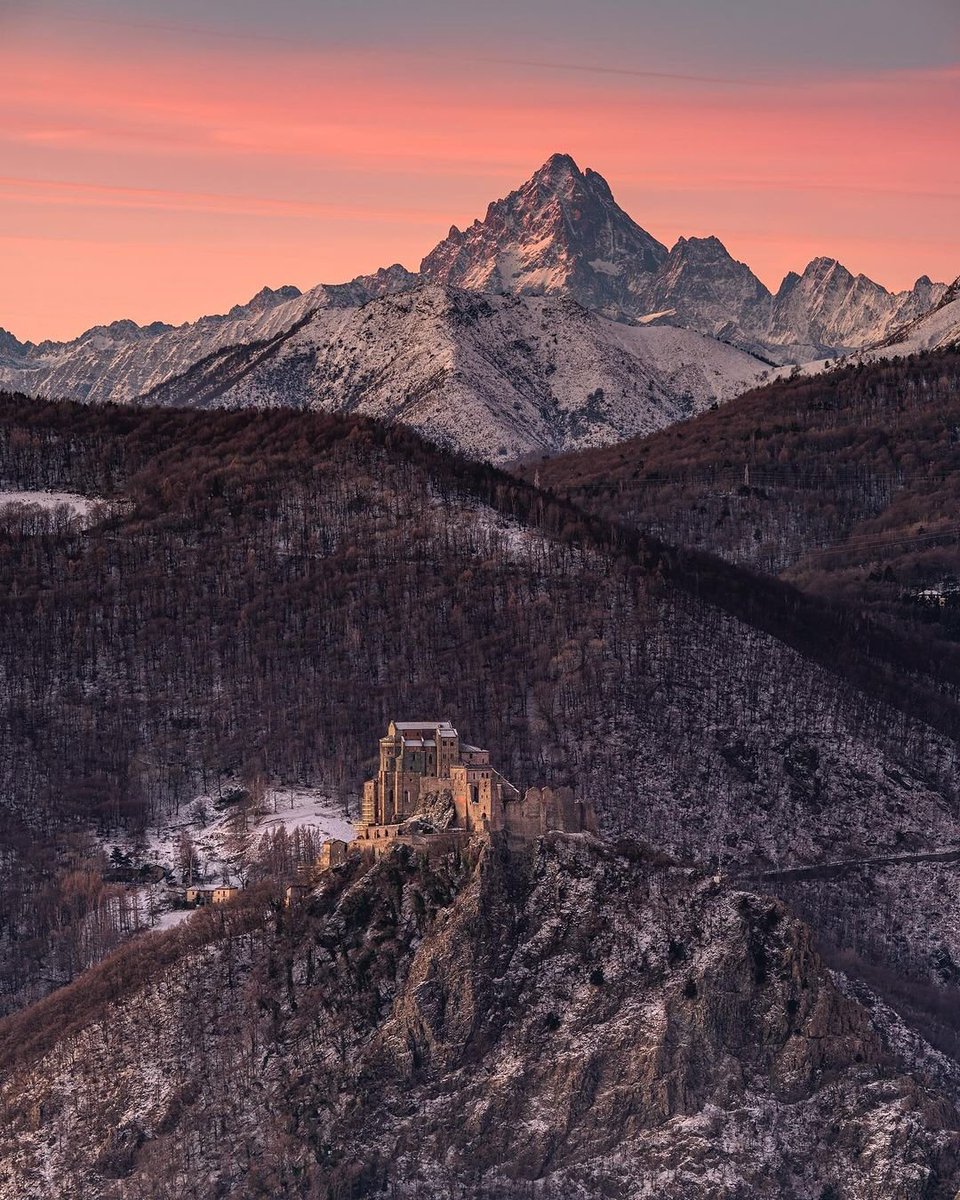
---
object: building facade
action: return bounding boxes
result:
[357,720,521,852]
[354,719,597,858]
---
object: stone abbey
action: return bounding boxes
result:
[353,719,595,855]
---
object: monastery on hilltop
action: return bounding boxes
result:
[353,719,595,856]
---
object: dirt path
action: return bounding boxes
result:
[736,847,960,885]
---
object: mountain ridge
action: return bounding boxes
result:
[0,153,949,377]
[134,284,770,462]
[419,153,947,362]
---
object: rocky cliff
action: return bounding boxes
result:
[1,834,957,1199]
[420,152,669,321]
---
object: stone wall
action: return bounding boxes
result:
[503,786,598,841]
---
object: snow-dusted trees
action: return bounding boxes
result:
[1,383,960,1015]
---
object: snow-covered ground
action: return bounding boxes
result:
[250,786,356,843]
[102,785,357,931]
[0,490,104,520]
[136,785,355,879]
[153,908,195,932]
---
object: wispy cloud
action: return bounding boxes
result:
[475,55,775,87]
[0,175,448,223]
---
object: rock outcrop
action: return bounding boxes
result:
[1,835,957,1199]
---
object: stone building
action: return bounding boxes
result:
[318,838,348,870]
[354,720,595,856]
[185,884,239,906]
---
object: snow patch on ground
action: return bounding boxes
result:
[0,490,104,520]
[100,786,356,932]
[253,787,357,843]
[134,785,355,879]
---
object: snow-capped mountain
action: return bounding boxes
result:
[874,275,960,356]
[0,265,416,405]
[0,152,950,437]
[419,152,669,321]
[140,285,770,462]
[766,258,946,361]
[421,155,947,363]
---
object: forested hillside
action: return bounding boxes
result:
[2,391,960,1030]
[524,350,960,635]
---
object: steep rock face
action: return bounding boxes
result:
[420,153,669,320]
[0,328,27,365]
[1,835,957,1199]
[650,235,774,356]
[767,259,948,360]
[139,285,769,462]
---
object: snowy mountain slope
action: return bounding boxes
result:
[874,277,960,356]
[141,285,770,462]
[0,265,416,405]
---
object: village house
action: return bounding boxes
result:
[284,882,312,907]
[186,885,239,906]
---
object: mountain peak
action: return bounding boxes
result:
[419,155,668,316]
[651,235,772,349]
[671,235,734,259]
[800,256,850,285]
[531,151,582,187]
[228,284,302,319]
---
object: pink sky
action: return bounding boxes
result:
[2,30,958,342]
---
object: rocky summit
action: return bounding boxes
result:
[420,152,669,321]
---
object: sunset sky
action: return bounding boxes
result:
[2,0,958,342]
